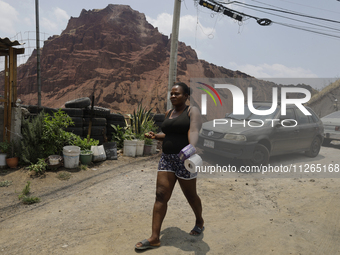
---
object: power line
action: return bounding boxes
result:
[220,1,340,24]
[198,0,340,39]
[231,4,340,33]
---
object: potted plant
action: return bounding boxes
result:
[6,140,20,168]
[141,118,159,155]
[126,102,155,156]
[0,141,9,168]
[122,128,137,157]
[143,138,153,156]
[80,150,93,165]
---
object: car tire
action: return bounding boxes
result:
[152,114,165,122]
[65,127,83,137]
[83,126,107,136]
[83,117,107,126]
[106,113,125,122]
[243,144,270,166]
[322,138,331,146]
[64,97,91,108]
[305,136,321,157]
[70,117,84,127]
[60,108,84,117]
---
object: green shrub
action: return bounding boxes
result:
[111,124,134,149]
[21,112,45,164]
[28,158,48,175]
[42,109,74,156]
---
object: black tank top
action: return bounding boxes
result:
[161,106,190,154]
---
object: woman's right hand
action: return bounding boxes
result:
[144,131,155,139]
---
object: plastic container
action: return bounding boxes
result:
[136,140,145,156]
[80,150,93,165]
[151,140,158,154]
[103,142,117,160]
[63,146,80,168]
[49,155,61,165]
[123,140,137,157]
[143,144,152,156]
[91,145,106,162]
[0,153,7,169]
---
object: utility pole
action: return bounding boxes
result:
[35,0,41,107]
[167,0,182,110]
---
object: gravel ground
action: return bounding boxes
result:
[1,144,340,255]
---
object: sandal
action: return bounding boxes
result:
[135,239,160,250]
[190,225,205,236]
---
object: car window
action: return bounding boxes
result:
[307,107,320,122]
[295,108,310,124]
[308,116,315,123]
[281,108,296,120]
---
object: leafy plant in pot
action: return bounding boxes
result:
[6,140,21,168]
[143,138,153,155]
[80,150,93,165]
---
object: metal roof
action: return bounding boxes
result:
[0,37,22,49]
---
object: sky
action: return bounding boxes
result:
[1,0,340,89]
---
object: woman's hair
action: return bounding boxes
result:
[174,82,191,96]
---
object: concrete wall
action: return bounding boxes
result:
[0,106,22,143]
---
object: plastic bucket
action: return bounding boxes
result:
[0,153,7,168]
[151,140,158,154]
[143,144,152,156]
[124,140,137,157]
[136,140,145,156]
[80,151,93,165]
[63,146,80,168]
[49,155,61,165]
[103,142,117,160]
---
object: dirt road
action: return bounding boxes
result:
[1,144,340,255]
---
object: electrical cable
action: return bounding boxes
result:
[201,0,340,39]
[231,4,340,33]
[221,1,340,24]
[274,21,340,39]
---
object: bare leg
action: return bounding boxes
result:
[178,178,204,235]
[135,171,177,248]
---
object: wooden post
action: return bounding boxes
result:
[7,46,14,142]
[13,51,17,103]
[3,55,8,142]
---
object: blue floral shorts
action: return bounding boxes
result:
[158,153,198,180]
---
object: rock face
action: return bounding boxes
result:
[307,80,340,117]
[4,4,316,117]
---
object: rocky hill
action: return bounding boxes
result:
[1,4,316,116]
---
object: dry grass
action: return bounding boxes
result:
[307,79,340,106]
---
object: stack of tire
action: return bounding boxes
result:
[151,113,165,132]
[106,113,126,142]
[63,98,109,144]
[26,105,58,121]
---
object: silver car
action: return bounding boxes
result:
[321,110,340,146]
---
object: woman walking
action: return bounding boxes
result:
[135,82,204,250]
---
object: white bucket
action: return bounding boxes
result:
[151,140,158,154]
[0,153,7,168]
[136,140,145,156]
[49,155,61,165]
[63,146,80,168]
[123,140,137,157]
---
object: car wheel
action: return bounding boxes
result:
[305,137,321,157]
[243,144,269,166]
[322,138,331,146]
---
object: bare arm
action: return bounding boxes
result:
[145,131,165,141]
[188,106,202,147]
